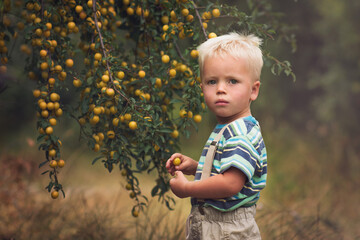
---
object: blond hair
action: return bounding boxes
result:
[197,32,263,81]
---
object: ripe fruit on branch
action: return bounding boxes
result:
[138,70,146,78]
[194,114,202,123]
[162,54,170,63]
[208,32,217,39]
[129,121,137,130]
[132,209,139,217]
[106,88,115,97]
[65,59,74,68]
[51,191,59,199]
[58,159,65,168]
[49,160,58,168]
[212,9,221,18]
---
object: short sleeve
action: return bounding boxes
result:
[219,135,260,181]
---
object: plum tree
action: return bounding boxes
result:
[0,0,295,216]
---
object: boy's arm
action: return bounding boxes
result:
[170,167,246,199]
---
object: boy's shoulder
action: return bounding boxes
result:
[220,116,260,140]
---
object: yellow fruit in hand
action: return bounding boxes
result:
[173,157,181,166]
[51,190,59,199]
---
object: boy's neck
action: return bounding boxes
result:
[216,113,252,124]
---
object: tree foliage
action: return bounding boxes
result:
[0,0,295,215]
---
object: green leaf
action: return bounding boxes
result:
[92,156,103,165]
[151,186,159,197]
[39,160,48,168]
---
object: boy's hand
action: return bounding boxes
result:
[169,171,189,198]
[166,153,198,176]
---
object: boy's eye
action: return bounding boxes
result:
[207,80,217,85]
[229,79,238,84]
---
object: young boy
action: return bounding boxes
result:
[166,32,267,239]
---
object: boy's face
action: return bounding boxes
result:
[201,56,260,124]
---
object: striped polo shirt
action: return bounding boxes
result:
[191,116,267,212]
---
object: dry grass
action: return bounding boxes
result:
[0,153,188,240]
[1,124,359,240]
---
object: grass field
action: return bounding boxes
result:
[0,118,359,239]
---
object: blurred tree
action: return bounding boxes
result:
[255,0,360,182]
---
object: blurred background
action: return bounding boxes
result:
[1,0,359,239]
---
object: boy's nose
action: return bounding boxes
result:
[216,82,226,94]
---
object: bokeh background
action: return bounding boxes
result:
[1,0,359,239]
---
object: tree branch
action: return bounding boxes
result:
[190,1,208,40]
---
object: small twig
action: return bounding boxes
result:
[92,0,130,102]
[173,40,187,64]
[190,1,208,40]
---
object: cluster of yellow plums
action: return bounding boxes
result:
[1,0,223,217]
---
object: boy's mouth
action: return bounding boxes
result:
[215,100,229,106]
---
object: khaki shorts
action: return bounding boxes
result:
[186,205,261,240]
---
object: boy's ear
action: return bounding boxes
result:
[250,80,261,101]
